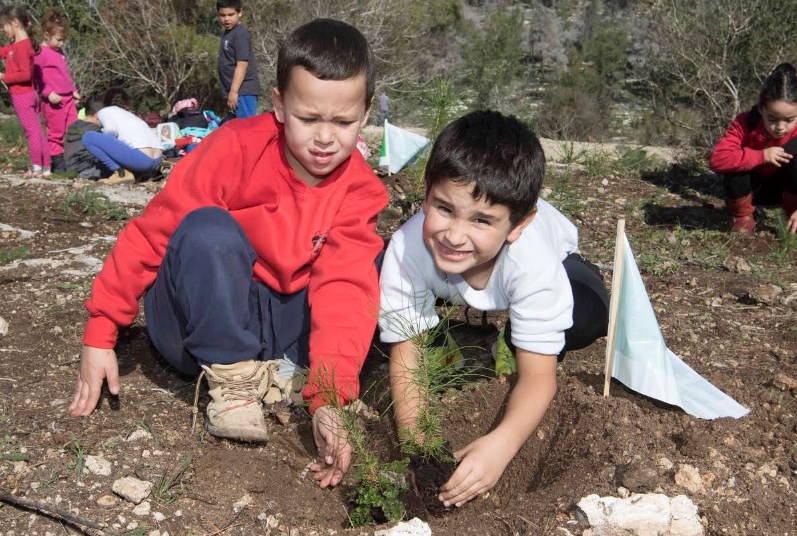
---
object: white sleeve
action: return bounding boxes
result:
[506,250,573,356]
[98,109,119,138]
[378,226,440,343]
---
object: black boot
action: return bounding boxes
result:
[51,154,66,173]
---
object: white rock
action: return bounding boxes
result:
[112,477,152,504]
[96,495,118,507]
[126,429,153,442]
[576,493,703,536]
[133,501,151,516]
[153,512,166,522]
[84,455,112,476]
[374,517,433,536]
[0,317,8,337]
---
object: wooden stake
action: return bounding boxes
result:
[603,219,626,397]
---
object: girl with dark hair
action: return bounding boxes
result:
[0,5,50,177]
[710,63,797,234]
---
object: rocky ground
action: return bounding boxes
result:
[0,147,796,535]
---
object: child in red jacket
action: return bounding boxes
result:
[0,5,50,177]
[709,63,797,234]
[68,19,388,489]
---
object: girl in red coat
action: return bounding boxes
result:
[709,63,797,234]
[0,6,50,177]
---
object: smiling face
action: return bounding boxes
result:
[272,66,370,186]
[422,178,534,289]
[43,29,65,50]
[760,99,797,140]
[217,7,241,31]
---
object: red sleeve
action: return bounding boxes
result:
[83,126,247,348]
[302,174,389,414]
[709,113,766,173]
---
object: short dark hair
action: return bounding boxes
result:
[84,96,104,117]
[759,62,797,108]
[277,19,374,106]
[424,111,545,227]
[216,0,242,11]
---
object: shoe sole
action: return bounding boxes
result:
[203,419,269,443]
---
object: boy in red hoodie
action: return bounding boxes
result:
[68,19,388,489]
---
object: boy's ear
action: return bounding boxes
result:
[506,209,537,244]
[272,87,285,123]
[360,97,373,129]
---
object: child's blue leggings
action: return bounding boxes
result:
[143,207,310,375]
[82,131,162,174]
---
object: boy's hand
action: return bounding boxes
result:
[73,91,81,102]
[68,345,119,417]
[763,147,792,167]
[227,90,238,112]
[438,432,514,507]
[787,210,797,234]
[48,93,62,105]
[310,405,352,488]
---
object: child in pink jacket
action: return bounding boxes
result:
[33,8,79,173]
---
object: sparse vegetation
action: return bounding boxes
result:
[0,246,28,266]
[59,187,129,221]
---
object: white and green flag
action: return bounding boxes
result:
[604,221,749,420]
[379,120,430,174]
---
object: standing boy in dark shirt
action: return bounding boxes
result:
[217,0,260,119]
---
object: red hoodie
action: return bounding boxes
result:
[0,39,35,94]
[709,110,797,179]
[83,112,389,413]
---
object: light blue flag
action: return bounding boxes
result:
[378,120,430,174]
[608,229,749,420]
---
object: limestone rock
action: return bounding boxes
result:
[374,518,433,536]
[112,477,152,504]
[576,493,703,536]
[722,257,751,274]
[96,494,118,508]
[84,455,112,476]
[748,284,782,306]
[126,429,153,442]
[675,464,706,494]
[0,316,7,337]
[133,501,151,516]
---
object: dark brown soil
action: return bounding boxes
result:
[0,163,796,535]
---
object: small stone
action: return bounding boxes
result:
[84,455,112,476]
[657,457,674,471]
[133,501,151,516]
[112,477,152,504]
[674,464,706,494]
[773,373,797,391]
[0,317,8,337]
[126,429,153,442]
[96,495,118,507]
[622,463,659,491]
[617,486,630,498]
[153,512,166,522]
[233,493,253,512]
[374,517,432,536]
[265,515,279,528]
[723,256,751,274]
[748,284,782,306]
[536,429,545,440]
[146,531,161,536]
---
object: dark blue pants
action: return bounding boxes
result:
[143,207,310,375]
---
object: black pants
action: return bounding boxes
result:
[723,138,797,203]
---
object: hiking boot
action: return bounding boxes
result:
[263,365,306,405]
[726,195,756,234]
[730,215,756,234]
[98,168,135,185]
[201,360,274,442]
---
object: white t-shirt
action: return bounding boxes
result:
[97,106,160,150]
[379,199,578,356]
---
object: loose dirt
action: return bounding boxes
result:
[0,161,795,535]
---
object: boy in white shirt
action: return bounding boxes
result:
[379,110,609,508]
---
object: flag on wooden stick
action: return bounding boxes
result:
[378,120,430,174]
[603,220,749,420]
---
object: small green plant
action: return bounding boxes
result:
[768,388,786,406]
[152,456,192,506]
[59,187,129,220]
[614,146,668,174]
[55,281,92,294]
[65,436,86,483]
[0,246,28,266]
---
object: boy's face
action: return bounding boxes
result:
[273,67,370,186]
[422,178,534,288]
[217,7,242,31]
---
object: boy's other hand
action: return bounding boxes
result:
[73,91,81,103]
[48,93,62,105]
[763,147,792,167]
[310,405,352,488]
[438,432,514,508]
[227,91,239,112]
[68,345,119,417]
